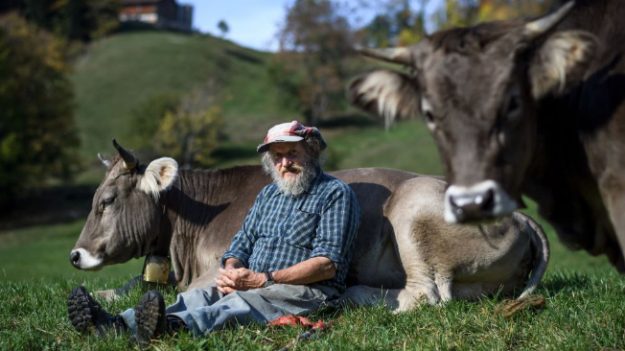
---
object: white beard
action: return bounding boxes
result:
[262,153,318,197]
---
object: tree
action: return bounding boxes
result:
[217,19,229,37]
[361,0,428,46]
[1,0,120,42]
[434,0,556,29]
[364,14,393,47]
[153,84,224,169]
[0,13,80,208]
[127,93,180,157]
[271,0,355,125]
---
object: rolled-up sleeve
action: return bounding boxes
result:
[221,188,266,267]
[310,183,360,273]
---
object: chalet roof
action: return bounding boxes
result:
[121,0,165,5]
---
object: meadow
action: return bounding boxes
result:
[1,30,623,350]
[1,200,623,350]
[1,120,622,350]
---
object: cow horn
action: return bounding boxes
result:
[358,47,412,66]
[523,1,574,39]
[112,139,137,170]
[97,153,112,168]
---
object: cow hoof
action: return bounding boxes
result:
[135,290,167,346]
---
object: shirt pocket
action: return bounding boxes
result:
[286,198,322,248]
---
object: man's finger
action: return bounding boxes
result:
[215,277,228,288]
[218,274,237,288]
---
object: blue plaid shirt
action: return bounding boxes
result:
[222,171,360,291]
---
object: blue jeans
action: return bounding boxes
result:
[120,284,338,336]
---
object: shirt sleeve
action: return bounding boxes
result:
[221,187,267,267]
[310,182,361,271]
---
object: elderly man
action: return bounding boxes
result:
[67,120,361,345]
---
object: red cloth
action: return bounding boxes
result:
[269,315,327,330]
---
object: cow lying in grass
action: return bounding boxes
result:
[70,141,548,311]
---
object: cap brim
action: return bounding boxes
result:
[257,136,304,153]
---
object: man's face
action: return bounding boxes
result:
[268,142,308,182]
[263,141,318,197]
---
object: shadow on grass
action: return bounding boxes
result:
[540,272,591,295]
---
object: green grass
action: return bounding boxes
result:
[327,120,444,174]
[1,267,623,350]
[1,199,622,350]
[0,220,143,282]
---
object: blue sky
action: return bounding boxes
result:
[182,1,442,52]
[183,1,288,52]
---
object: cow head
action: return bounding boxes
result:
[70,140,178,270]
[349,2,597,223]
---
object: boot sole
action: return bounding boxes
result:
[135,290,166,346]
[67,286,96,334]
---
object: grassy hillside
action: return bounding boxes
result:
[71,29,442,182]
[71,30,290,161]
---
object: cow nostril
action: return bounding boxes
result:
[70,251,80,265]
[448,195,465,219]
[449,195,459,209]
[479,189,495,211]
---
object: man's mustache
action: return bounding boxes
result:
[282,164,304,174]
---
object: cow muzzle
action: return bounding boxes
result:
[444,180,518,223]
[69,248,104,270]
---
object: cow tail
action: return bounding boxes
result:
[496,212,550,317]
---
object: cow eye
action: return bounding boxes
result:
[99,196,115,212]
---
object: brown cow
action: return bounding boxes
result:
[348,0,625,271]
[71,141,548,311]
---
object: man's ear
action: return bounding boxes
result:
[348,69,421,129]
[529,30,598,99]
[139,157,178,197]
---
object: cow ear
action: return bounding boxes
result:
[139,157,178,197]
[348,69,420,129]
[529,30,598,99]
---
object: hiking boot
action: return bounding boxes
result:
[135,290,167,346]
[67,286,127,336]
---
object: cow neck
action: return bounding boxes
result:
[162,168,216,287]
[150,176,180,258]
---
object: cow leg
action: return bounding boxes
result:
[434,273,453,303]
[394,288,435,312]
[599,173,625,271]
[390,222,440,309]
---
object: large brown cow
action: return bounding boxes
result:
[348,0,625,271]
[71,142,548,311]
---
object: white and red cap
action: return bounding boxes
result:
[257,120,326,153]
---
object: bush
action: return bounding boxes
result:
[0,13,80,208]
[152,83,224,168]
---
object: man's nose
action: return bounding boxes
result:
[278,156,294,165]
